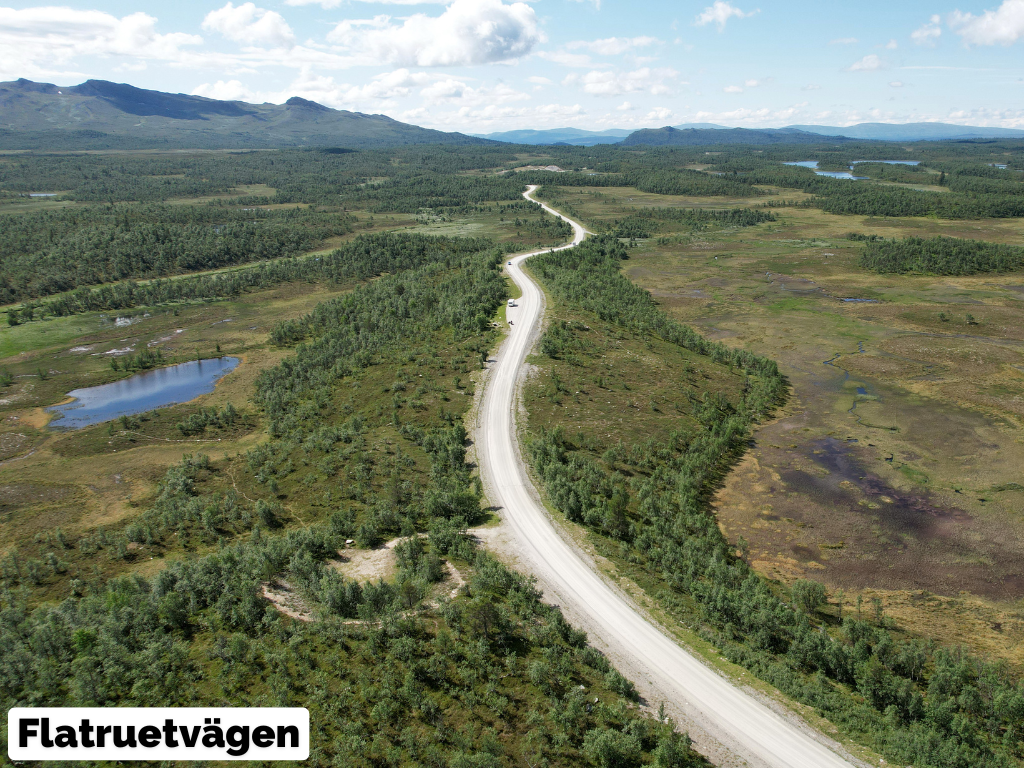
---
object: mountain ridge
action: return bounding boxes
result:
[0,78,492,150]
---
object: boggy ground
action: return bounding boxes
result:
[546,184,1024,666]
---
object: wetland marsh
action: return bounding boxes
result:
[542,183,1024,665]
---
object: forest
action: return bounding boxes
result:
[0,204,354,303]
[0,232,702,766]
[527,236,1024,768]
[859,236,1024,275]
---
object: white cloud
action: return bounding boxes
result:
[420,78,528,105]
[830,37,858,44]
[202,3,294,48]
[847,54,885,71]
[565,36,658,55]
[884,39,898,49]
[723,84,743,93]
[694,1,758,30]
[536,50,600,68]
[644,106,673,122]
[616,100,633,110]
[912,15,942,46]
[950,0,1024,46]
[890,80,904,87]
[327,0,542,67]
[802,83,821,91]
[0,6,202,79]
[192,79,255,101]
[422,101,586,131]
[562,67,679,96]
[691,105,802,125]
[286,0,445,7]
[528,75,552,85]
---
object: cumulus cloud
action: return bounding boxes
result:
[722,77,768,93]
[192,79,255,100]
[890,80,904,87]
[286,0,445,6]
[847,54,885,71]
[644,106,673,122]
[695,1,758,30]
[536,50,600,68]
[912,15,942,46]
[202,3,294,48]
[238,67,444,110]
[527,75,552,85]
[0,5,202,79]
[950,0,1024,46]
[565,36,658,55]
[327,0,542,67]
[616,100,633,110]
[562,67,679,96]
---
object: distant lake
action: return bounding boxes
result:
[784,160,920,180]
[46,357,239,430]
[784,161,867,180]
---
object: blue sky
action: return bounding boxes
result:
[2,0,1022,131]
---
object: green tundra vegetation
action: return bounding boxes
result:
[858,235,1024,275]
[525,236,1024,768]
[0,232,703,766]
[1,139,1023,766]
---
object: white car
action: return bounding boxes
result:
[507,299,516,307]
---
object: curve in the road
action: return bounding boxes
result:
[476,185,857,768]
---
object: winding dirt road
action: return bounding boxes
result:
[475,185,859,768]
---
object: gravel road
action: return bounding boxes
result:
[474,185,860,768]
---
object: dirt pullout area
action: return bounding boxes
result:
[330,537,401,582]
[262,580,315,622]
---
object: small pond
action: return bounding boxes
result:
[46,357,239,430]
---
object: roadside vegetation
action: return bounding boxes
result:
[0,225,702,765]
[526,236,1024,768]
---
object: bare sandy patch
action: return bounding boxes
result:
[330,537,401,582]
[262,579,315,622]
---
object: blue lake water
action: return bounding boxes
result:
[46,357,239,430]
[783,161,867,180]
[784,159,920,180]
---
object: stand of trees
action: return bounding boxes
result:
[527,236,1024,768]
[0,204,354,303]
[859,236,1024,275]
[609,207,776,238]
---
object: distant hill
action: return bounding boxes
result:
[621,125,852,146]
[474,127,632,146]
[787,122,1024,141]
[0,78,492,150]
